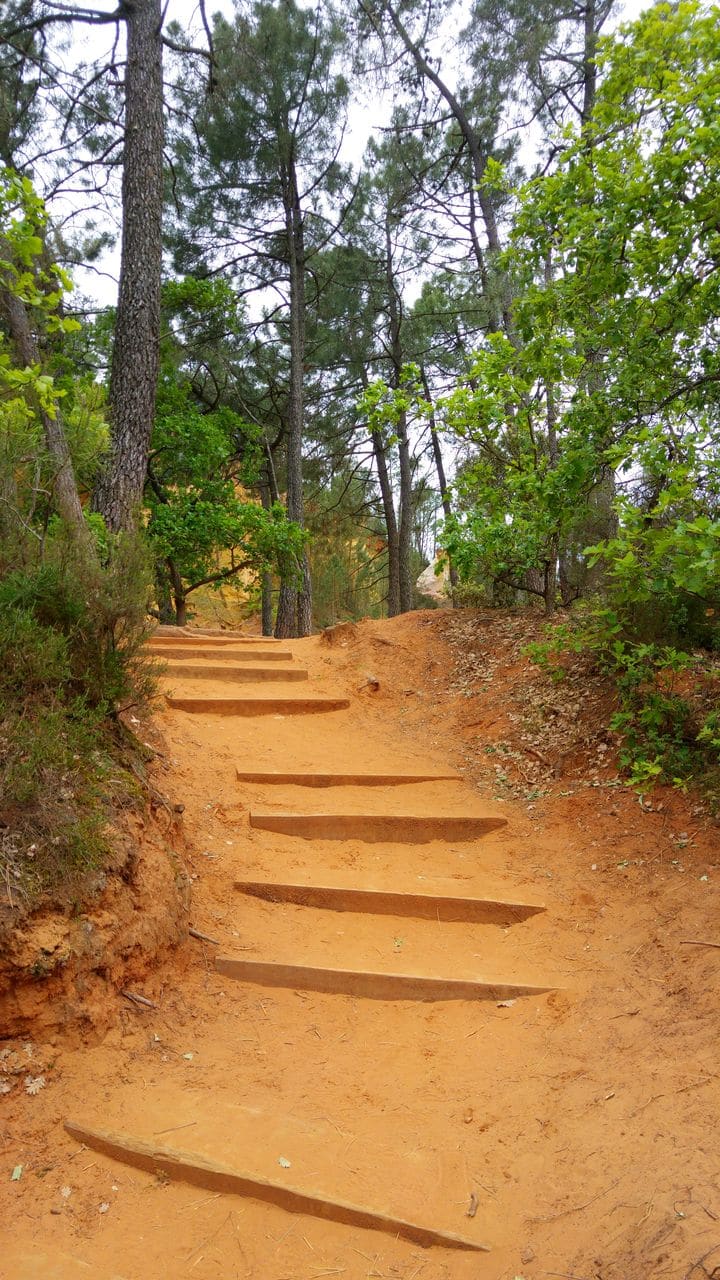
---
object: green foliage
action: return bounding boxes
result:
[442,2,720,622]
[591,637,719,797]
[358,365,431,443]
[306,473,390,627]
[0,167,110,566]
[586,506,720,652]
[147,373,305,616]
[0,533,156,905]
[526,614,719,798]
[0,167,163,906]
[440,329,590,601]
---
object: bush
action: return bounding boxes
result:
[0,529,158,907]
[526,613,720,801]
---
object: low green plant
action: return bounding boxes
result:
[0,530,158,907]
[523,630,578,683]
[526,611,719,799]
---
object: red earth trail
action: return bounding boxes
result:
[2,610,720,1279]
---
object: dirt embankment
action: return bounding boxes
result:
[0,799,189,1042]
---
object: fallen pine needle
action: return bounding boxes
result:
[529,1177,619,1223]
[680,939,720,950]
[178,1192,221,1213]
[154,1120,197,1136]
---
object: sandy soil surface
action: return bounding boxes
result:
[2,610,720,1280]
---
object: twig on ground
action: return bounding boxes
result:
[189,926,220,945]
[684,1245,720,1279]
[529,1177,620,1223]
[680,940,720,950]
[543,1273,592,1279]
[126,757,174,814]
[121,989,158,1009]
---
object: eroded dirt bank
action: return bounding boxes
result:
[1,609,719,1280]
[0,806,188,1043]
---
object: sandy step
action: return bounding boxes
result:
[161,663,308,682]
[65,1120,488,1252]
[235,768,459,785]
[150,631,282,645]
[233,879,545,923]
[215,955,552,1002]
[166,696,350,716]
[149,646,294,661]
[248,812,507,841]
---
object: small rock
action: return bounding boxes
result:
[521,1246,536,1264]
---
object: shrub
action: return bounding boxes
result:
[0,529,158,907]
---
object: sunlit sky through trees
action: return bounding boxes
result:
[48,0,652,307]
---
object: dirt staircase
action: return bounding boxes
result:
[64,627,561,1264]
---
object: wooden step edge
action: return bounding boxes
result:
[215,956,554,1003]
[233,880,546,923]
[160,665,308,681]
[149,634,283,644]
[64,1122,488,1253]
[248,813,508,841]
[235,769,461,786]
[147,649,295,662]
[166,697,350,715]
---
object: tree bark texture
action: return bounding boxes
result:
[166,556,187,626]
[370,428,401,616]
[275,160,312,638]
[259,482,274,636]
[420,365,458,597]
[92,0,164,532]
[397,413,413,612]
[385,216,413,613]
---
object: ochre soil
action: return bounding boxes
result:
[2,609,720,1280]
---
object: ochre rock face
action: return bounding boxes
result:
[415,555,451,602]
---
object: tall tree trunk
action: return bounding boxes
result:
[275,163,312,638]
[167,556,187,625]
[385,216,414,613]
[420,365,458,598]
[397,411,413,612]
[581,0,599,127]
[92,0,164,532]
[370,428,401,616]
[544,538,558,616]
[0,283,91,550]
[259,482,274,637]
